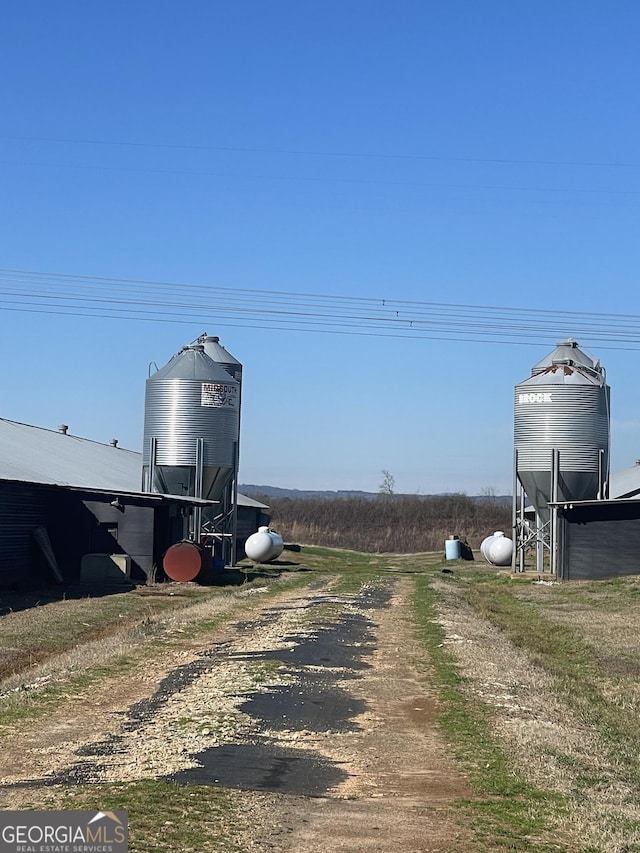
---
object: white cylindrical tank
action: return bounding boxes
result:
[481,531,513,567]
[480,531,503,561]
[488,534,514,567]
[245,526,284,563]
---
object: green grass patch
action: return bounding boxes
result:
[289,544,386,572]
[260,543,391,593]
[0,651,140,732]
[34,781,245,853]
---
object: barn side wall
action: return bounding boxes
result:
[0,482,49,589]
[0,481,168,589]
[562,502,640,580]
[47,494,156,583]
[0,478,268,590]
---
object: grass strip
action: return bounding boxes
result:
[263,544,391,593]
[413,573,567,852]
[0,592,191,680]
[39,781,244,853]
[0,571,319,733]
[458,574,640,783]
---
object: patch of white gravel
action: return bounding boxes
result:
[98,658,293,782]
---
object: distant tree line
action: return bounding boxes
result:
[260,493,512,554]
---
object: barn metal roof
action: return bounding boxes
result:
[549,497,640,508]
[34,482,215,507]
[237,493,270,509]
[609,463,640,500]
[0,419,143,490]
[0,417,267,508]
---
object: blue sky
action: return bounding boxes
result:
[1,1,639,494]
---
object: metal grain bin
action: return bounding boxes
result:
[142,345,240,501]
[514,339,610,520]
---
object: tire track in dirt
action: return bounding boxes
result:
[240,577,471,852]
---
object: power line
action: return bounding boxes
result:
[2,158,639,199]
[1,134,639,170]
[3,266,640,323]
[2,267,640,350]
[0,297,549,344]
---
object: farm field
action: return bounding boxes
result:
[1,548,640,852]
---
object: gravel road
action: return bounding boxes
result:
[0,575,469,851]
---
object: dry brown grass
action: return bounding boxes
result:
[0,587,204,680]
[433,577,640,852]
[0,582,282,710]
[266,494,511,553]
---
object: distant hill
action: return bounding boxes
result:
[239,484,511,504]
[239,484,377,500]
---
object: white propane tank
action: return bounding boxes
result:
[481,531,514,567]
[244,526,284,563]
[487,534,514,567]
[480,531,502,561]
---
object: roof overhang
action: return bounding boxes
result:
[0,478,218,508]
[549,497,640,509]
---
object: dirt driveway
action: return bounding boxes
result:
[0,575,470,851]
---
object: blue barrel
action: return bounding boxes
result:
[445,536,461,560]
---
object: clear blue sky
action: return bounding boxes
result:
[1,1,639,495]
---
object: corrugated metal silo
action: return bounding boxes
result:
[514,339,610,522]
[142,344,240,502]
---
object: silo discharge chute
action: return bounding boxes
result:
[513,339,610,574]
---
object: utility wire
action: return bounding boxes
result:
[1,134,639,170]
[1,267,640,350]
[2,267,640,325]
[0,302,621,350]
[2,158,639,198]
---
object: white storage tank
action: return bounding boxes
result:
[481,531,500,561]
[245,526,284,563]
[487,533,514,567]
[481,532,513,566]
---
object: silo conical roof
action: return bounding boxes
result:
[196,334,243,384]
[530,338,601,377]
[152,345,236,383]
[197,334,241,367]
